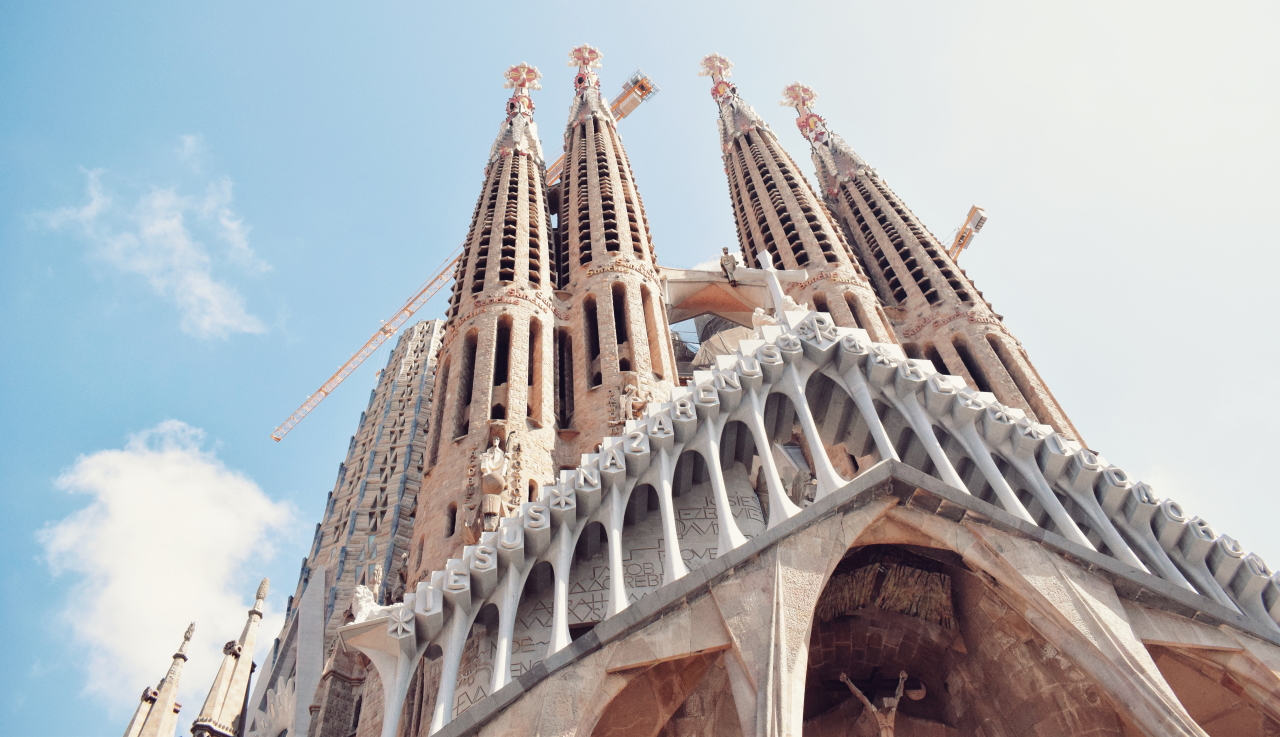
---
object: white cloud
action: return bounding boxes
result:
[45,139,270,339]
[39,421,294,721]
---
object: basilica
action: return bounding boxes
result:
[125,46,1280,737]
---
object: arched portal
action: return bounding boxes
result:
[804,543,1129,735]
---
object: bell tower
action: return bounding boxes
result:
[784,82,1081,440]
[415,63,559,578]
[552,44,676,463]
[700,54,896,343]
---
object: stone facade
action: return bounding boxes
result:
[135,46,1280,737]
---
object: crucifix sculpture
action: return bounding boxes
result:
[839,670,908,737]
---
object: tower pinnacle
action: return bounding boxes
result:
[123,624,194,737]
[698,53,733,83]
[568,43,603,89]
[565,44,612,125]
[779,82,830,145]
[191,580,269,737]
[488,64,544,165]
[503,62,541,121]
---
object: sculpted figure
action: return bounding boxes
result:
[620,383,648,420]
[839,671,907,737]
[350,584,395,624]
[479,436,507,476]
[719,246,739,286]
[479,437,508,495]
[752,307,779,328]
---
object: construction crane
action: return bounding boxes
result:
[270,245,461,441]
[947,205,988,262]
[271,71,660,442]
[545,70,659,186]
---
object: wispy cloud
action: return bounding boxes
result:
[176,134,205,174]
[45,137,270,339]
[202,177,271,274]
[39,421,294,720]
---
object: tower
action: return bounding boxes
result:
[416,63,559,579]
[783,82,1082,439]
[699,54,896,343]
[553,44,676,462]
[122,623,193,737]
[241,319,442,737]
[191,579,269,737]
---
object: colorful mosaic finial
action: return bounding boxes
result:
[780,82,829,144]
[504,62,542,92]
[569,44,603,93]
[568,44,603,70]
[503,63,541,121]
[700,54,736,104]
[699,53,733,81]
[780,82,817,110]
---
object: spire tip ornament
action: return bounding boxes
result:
[503,62,542,91]
[700,54,736,104]
[569,44,603,93]
[568,44,603,70]
[781,82,829,144]
[502,63,541,123]
[779,82,817,109]
[699,53,733,81]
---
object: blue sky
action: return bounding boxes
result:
[3,1,1278,734]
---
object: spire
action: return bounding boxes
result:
[446,63,552,320]
[699,55,895,342]
[488,62,544,165]
[191,580,268,737]
[783,84,1082,439]
[124,623,194,737]
[699,53,770,149]
[779,82,869,194]
[553,42,675,450]
[565,43,612,126]
[420,62,560,561]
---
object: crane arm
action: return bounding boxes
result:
[947,206,988,262]
[271,245,462,441]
